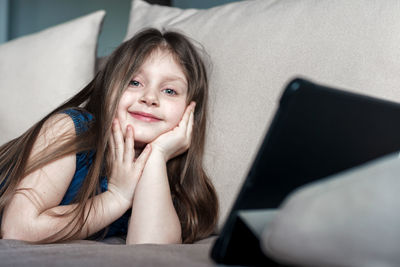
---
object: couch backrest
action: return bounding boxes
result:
[124,0,400,229]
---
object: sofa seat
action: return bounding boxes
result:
[0,236,219,267]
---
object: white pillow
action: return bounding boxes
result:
[261,153,400,267]
[0,10,105,144]
[125,0,400,228]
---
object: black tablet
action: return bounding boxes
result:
[211,78,400,265]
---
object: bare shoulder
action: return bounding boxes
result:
[36,113,77,146]
[27,112,81,158]
[26,111,78,177]
[24,112,78,187]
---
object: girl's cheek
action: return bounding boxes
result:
[172,108,185,124]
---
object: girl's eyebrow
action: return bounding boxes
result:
[133,71,187,86]
[163,75,187,85]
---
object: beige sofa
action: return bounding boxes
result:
[1,0,400,266]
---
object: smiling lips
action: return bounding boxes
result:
[129,111,162,122]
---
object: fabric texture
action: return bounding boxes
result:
[125,0,400,229]
[261,153,400,267]
[60,109,130,238]
[0,236,218,267]
[0,10,105,145]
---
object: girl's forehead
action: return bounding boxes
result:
[137,48,187,81]
[145,48,179,65]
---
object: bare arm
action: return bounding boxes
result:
[1,114,150,242]
[2,183,132,241]
[126,150,182,244]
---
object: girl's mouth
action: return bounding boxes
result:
[129,111,162,122]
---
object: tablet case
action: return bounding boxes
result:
[211,78,400,266]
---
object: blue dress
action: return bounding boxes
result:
[60,109,130,238]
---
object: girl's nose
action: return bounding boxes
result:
[139,91,159,107]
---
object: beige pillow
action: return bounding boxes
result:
[261,153,400,267]
[0,10,105,145]
[125,0,400,228]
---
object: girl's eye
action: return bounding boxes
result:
[163,88,177,95]
[129,80,140,87]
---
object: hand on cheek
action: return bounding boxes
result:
[150,101,196,162]
[107,118,152,205]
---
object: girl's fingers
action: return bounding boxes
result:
[113,119,124,161]
[108,134,116,161]
[124,125,134,163]
[178,102,195,129]
[186,107,194,143]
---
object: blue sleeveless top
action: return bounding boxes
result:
[60,109,131,238]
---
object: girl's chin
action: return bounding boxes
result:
[132,134,158,147]
[132,128,169,146]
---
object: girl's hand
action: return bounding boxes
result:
[107,119,151,206]
[151,102,195,162]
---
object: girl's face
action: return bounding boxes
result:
[116,49,188,147]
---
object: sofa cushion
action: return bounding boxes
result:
[0,10,105,145]
[0,236,217,267]
[261,153,400,267]
[125,0,400,228]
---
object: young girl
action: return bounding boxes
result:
[0,28,219,244]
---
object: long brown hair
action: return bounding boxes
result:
[0,28,218,243]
